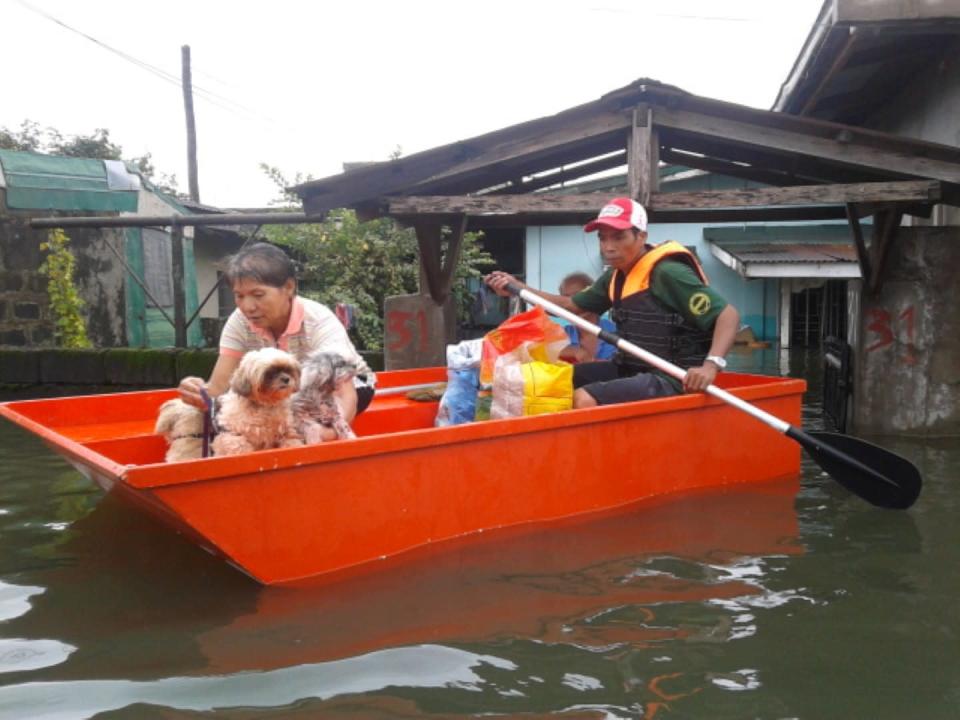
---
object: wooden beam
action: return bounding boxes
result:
[414,215,467,305]
[651,180,941,210]
[652,106,960,183]
[659,147,806,187]
[422,205,851,229]
[658,128,911,185]
[627,105,657,205]
[388,181,940,218]
[486,151,626,195]
[867,208,903,295]
[846,204,872,284]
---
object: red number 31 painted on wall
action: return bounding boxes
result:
[865,305,916,365]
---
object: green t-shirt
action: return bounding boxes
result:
[570,256,727,389]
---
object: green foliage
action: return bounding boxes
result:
[39,230,92,349]
[260,164,494,351]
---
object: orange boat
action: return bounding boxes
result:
[0,367,804,585]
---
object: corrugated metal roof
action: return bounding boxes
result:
[705,225,862,279]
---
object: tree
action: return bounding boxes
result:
[260,163,494,352]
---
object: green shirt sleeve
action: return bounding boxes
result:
[570,268,614,315]
[650,260,727,331]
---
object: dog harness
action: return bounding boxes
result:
[200,388,221,458]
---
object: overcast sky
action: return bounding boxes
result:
[3,0,824,208]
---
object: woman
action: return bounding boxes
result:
[178,243,375,439]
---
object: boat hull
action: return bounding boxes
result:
[0,368,805,584]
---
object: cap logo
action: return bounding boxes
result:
[599,204,625,218]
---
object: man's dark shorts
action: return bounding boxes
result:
[573,361,678,406]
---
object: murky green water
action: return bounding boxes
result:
[0,350,957,719]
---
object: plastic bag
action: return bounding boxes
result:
[490,360,573,419]
[477,306,571,421]
[435,339,483,427]
[478,306,569,386]
[435,367,480,426]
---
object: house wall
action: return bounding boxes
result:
[192,232,241,319]
[853,226,960,436]
[0,202,126,347]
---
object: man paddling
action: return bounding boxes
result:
[486,197,740,409]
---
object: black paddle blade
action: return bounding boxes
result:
[787,428,922,510]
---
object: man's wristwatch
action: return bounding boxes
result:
[705,355,727,370]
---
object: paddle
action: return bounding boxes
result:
[505,282,922,510]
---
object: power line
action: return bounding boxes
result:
[15,0,281,126]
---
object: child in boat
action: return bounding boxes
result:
[556,271,616,364]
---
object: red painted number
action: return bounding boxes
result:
[865,305,917,364]
[386,310,429,353]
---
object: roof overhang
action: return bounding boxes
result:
[705,224,862,279]
[292,79,960,227]
[774,0,960,121]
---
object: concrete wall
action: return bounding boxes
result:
[0,205,127,347]
[853,227,960,436]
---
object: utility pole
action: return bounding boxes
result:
[181,44,200,202]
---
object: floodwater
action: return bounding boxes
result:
[0,349,957,719]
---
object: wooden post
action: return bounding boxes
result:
[867,208,902,294]
[170,223,187,347]
[627,105,658,206]
[181,45,200,203]
[846,203,871,285]
[414,215,467,304]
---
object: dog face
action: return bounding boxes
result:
[230,348,300,404]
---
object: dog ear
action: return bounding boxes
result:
[232,370,253,397]
[155,399,179,434]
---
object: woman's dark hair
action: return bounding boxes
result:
[224,243,296,288]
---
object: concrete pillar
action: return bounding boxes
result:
[852,227,960,436]
[383,293,456,370]
[779,279,792,349]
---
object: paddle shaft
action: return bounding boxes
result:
[511,285,790,434]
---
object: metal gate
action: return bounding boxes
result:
[823,335,852,432]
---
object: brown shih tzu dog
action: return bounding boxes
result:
[155,398,206,462]
[292,351,360,443]
[212,348,304,456]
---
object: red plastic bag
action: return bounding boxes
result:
[478,306,569,386]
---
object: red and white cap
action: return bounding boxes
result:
[583,197,648,233]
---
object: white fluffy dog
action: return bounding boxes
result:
[293,351,359,443]
[212,347,304,456]
[155,398,206,462]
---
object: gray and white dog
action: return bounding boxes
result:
[293,351,359,443]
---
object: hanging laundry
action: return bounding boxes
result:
[335,303,356,330]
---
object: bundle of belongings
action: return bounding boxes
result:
[435,306,573,426]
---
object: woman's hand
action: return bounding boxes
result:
[178,376,207,409]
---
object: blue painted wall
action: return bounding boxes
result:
[524,222,779,341]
